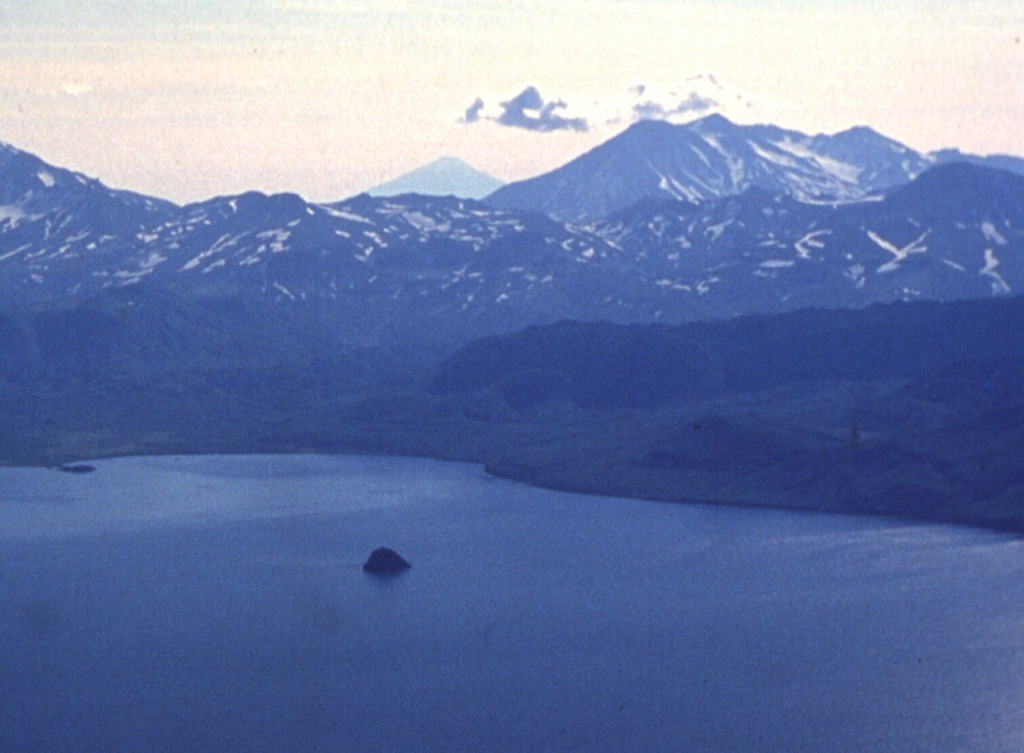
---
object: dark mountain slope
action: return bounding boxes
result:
[432,295,1024,409]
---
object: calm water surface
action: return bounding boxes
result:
[2,454,1023,752]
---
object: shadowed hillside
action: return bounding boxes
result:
[432,296,1024,409]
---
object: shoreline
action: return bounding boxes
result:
[478,462,1024,539]
[4,445,1021,539]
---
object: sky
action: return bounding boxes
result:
[0,0,1022,204]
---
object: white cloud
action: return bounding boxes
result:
[598,76,760,126]
[60,81,94,97]
[462,86,589,132]
[465,77,756,135]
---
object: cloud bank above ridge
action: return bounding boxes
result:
[461,86,589,132]
[461,76,748,135]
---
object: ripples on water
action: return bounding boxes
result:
[2,455,1023,752]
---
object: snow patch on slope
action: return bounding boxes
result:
[981,221,1007,246]
[867,229,930,273]
[320,206,373,224]
[700,133,746,187]
[794,230,830,260]
[0,206,27,228]
[981,249,1011,294]
[771,138,862,184]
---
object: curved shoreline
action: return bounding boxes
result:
[478,461,1024,538]
[4,444,1020,538]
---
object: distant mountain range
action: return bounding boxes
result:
[486,114,1024,222]
[582,162,1024,314]
[1,115,1022,349]
[368,157,504,199]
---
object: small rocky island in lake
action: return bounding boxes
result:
[56,464,97,474]
[362,547,412,575]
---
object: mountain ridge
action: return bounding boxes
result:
[486,114,1024,222]
[1,147,1023,345]
[1,128,1023,349]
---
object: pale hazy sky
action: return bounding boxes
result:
[1,0,1021,203]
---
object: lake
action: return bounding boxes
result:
[2,454,1023,751]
